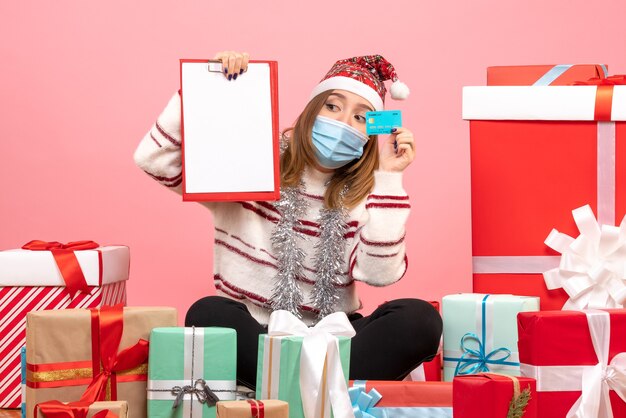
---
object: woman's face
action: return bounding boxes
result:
[317,90,374,136]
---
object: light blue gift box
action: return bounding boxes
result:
[147,327,237,418]
[442,293,539,381]
[21,346,26,418]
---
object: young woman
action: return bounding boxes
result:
[134,51,442,389]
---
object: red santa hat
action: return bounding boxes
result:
[309,55,409,111]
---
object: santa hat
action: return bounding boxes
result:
[309,55,409,111]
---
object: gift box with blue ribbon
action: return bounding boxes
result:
[442,294,539,381]
[349,380,452,418]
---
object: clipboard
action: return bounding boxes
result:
[180,59,280,202]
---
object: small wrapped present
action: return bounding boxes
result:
[25,305,177,418]
[453,373,537,418]
[256,310,354,418]
[348,380,452,417]
[147,327,237,418]
[487,64,607,86]
[35,401,128,418]
[442,294,539,381]
[0,241,128,408]
[518,309,626,418]
[216,400,288,417]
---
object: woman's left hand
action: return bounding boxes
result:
[378,127,415,172]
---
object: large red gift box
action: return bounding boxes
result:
[518,309,626,418]
[453,373,537,418]
[487,64,607,86]
[0,242,129,408]
[463,75,626,310]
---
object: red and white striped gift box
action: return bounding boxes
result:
[0,245,129,408]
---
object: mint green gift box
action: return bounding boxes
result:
[442,293,539,381]
[256,334,351,418]
[147,327,237,418]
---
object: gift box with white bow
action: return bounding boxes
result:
[518,309,626,418]
[147,327,237,418]
[463,72,626,310]
[442,293,539,381]
[256,310,354,418]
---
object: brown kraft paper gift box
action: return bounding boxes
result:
[36,401,129,418]
[25,306,177,418]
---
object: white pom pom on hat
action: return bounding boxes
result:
[309,55,409,111]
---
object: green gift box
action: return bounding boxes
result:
[442,293,539,381]
[256,334,351,418]
[148,327,237,418]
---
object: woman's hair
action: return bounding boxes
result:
[280,90,379,210]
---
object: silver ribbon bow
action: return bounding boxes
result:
[171,379,220,409]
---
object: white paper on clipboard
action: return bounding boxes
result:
[181,61,276,196]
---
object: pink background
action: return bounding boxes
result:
[2,1,625,323]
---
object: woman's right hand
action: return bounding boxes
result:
[213,51,250,81]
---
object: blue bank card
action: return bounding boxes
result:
[365,110,402,135]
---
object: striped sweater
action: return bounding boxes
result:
[134,92,411,325]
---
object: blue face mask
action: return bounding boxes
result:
[311,115,369,169]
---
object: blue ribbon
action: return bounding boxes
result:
[349,381,387,418]
[443,295,520,376]
[533,64,573,86]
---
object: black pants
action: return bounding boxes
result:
[185,296,442,389]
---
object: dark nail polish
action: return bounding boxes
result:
[233,73,238,80]
[228,74,233,81]
[391,128,397,133]
[224,68,228,74]
[239,69,244,75]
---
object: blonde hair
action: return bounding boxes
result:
[280,91,379,210]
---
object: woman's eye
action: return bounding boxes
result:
[355,114,366,123]
[325,103,339,111]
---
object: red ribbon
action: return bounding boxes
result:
[574,75,626,121]
[36,400,118,418]
[247,400,265,418]
[21,240,100,297]
[79,304,149,403]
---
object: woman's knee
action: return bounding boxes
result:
[185,295,248,326]
[385,298,443,352]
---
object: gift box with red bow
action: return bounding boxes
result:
[25,305,177,418]
[518,309,626,418]
[216,400,288,417]
[463,71,626,310]
[0,241,129,408]
[35,401,128,418]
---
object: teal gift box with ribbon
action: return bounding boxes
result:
[442,294,539,381]
[256,311,354,418]
[147,327,237,418]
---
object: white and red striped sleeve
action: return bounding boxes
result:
[349,170,410,286]
[134,91,186,193]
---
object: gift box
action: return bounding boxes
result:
[35,401,129,418]
[453,373,537,418]
[518,309,626,418]
[256,311,354,418]
[216,400,288,418]
[463,75,626,310]
[348,380,452,417]
[22,347,27,418]
[147,327,237,418]
[487,64,607,86]
[0,242,129,408]
[25,305,177,418]
[442,294,539,381]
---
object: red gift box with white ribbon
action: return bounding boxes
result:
[518,309,626,418]
[463,73,626,310]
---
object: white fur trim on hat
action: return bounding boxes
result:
[309,76,384,111]
[390,80,410,100]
